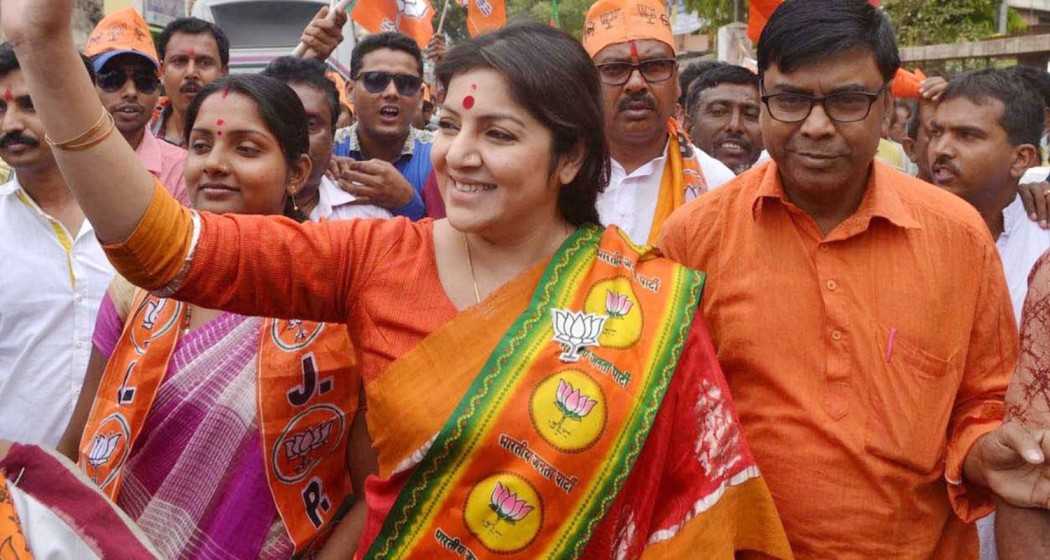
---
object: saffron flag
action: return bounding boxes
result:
[352,0,435,48]
[892,67,926,99]
[466,0,506,37]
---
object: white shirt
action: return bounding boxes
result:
[308,176,393,222]
[996,195,1050,325]
[598,143,734,245]
[0,177,114,446]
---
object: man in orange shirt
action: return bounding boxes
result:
[660,0,1050,558]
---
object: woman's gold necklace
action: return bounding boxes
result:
[463,233,482,305]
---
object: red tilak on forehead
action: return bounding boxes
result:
[215,118,225,136]
[462,95,475,110]
[629,40,639,64]
[222,85,231,99]
[2,89,11,102]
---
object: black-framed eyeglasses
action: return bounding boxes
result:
[760,83,888,123]
[97,69,160,94]
[595,58,677,86]
[358,71,423,96]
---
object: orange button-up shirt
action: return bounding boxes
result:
[659,161,1017,559]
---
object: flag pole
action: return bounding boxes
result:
[292,0,354,57]
[436,0,453,34]
[551,0,560,27]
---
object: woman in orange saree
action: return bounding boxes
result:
[2,2,792,557]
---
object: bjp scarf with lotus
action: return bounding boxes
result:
[359,225,794,559]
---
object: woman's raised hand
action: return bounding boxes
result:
[1,0,74,47]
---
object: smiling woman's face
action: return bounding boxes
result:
[184,91,291,215]
[433,68,581,239]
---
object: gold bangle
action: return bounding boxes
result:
[45,112,116,152]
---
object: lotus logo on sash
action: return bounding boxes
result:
[551,309,607,362]
[551,378,597,436]
[464,473,543,552]
[86,433,120,468]
[283,420,335,470]
[605,291,633,318]
[485,482,534,536]
[530,370,607,452]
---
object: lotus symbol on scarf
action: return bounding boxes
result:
[605,291,633,318]
[551,309,607,362]
[550,378,597,436]
[284,420,334,471]
[87,433,120,468]
[485,482,534,536]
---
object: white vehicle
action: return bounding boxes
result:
[190,0,356,76]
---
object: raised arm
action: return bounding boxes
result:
[2,0,154,242]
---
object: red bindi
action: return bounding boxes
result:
[216,119,224,127]
[2,89,11,102]
[462,95,475,110]
[222,86,231,99]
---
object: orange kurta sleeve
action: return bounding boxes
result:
[103,180,195,290]
[103,178,415,325]
[945,237,1016,522]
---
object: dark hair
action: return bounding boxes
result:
[185,75,308,165]
[436,23,608,227]
[685,63,759,116]
[1012,65,1050,110]
[261,56,340,134]
[678,61,725,106]
[157,17,230,67]
[0,42,95,83]
[905,98,932,141]
[758,0,900,84]
[941,68,1044,148]
[350,32,423,79]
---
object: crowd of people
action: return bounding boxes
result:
[3,0,1050,558]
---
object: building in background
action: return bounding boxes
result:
[190,0,355,75]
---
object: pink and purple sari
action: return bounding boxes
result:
[93,295,293,559]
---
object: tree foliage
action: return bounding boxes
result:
[683,0,741,31]
[882,0,1027,46]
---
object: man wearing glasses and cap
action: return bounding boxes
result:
[659,0,1050,558]
[583,0,734,246]
[85,8,188,205]
[331,32,431,220]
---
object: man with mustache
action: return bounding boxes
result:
[150,17,229,147]
[686,63,764,175]
[583,0,734,245]
[85,8,188,205]
[660,1,1050,557]
[929,69,1045,320]
[0,43,115,447]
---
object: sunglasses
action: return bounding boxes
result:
[358,71,423,96]
[98,69,160,94]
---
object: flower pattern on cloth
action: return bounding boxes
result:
[694,379,743,480]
